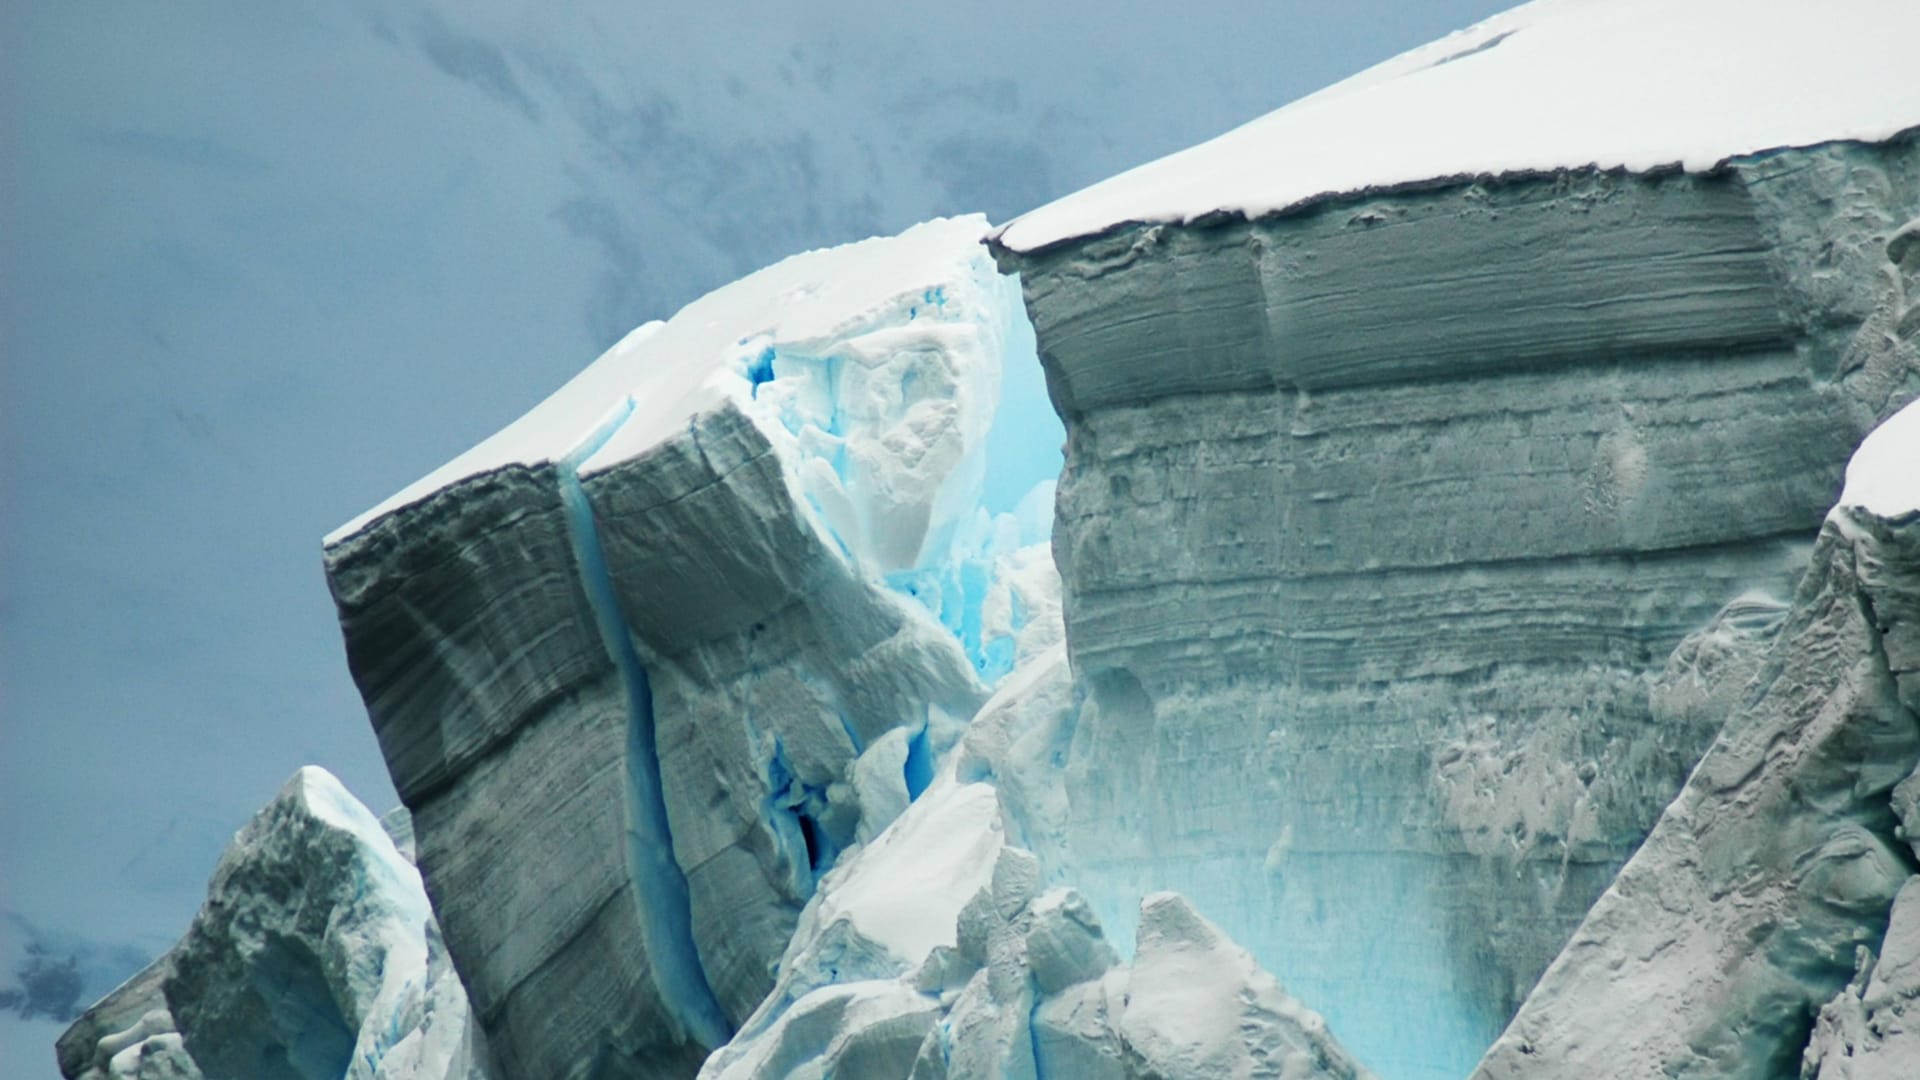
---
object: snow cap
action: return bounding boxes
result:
[994,0,1920,253]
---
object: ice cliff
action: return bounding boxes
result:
[319,215,1065,1076]
[978,0,1920,1073]
[59,1,1920,1078]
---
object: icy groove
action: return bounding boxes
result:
[558,399,733,1050]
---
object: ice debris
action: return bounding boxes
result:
[701,767,1372,1080]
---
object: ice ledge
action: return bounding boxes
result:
[991,0,1920,255]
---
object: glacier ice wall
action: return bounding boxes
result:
[987,136,1920,1079]
[322,216,1061,1077]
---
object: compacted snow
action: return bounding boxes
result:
[1840,399,1920,518]
[993,0,1920,252]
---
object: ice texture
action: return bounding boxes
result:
[322,216,1060,1076]
[55,768,488,1080]
[990,128,1920,1076]
[254,7,1920,1078]
[1802,879,1920,1079]
[1476,493,1920,1078]
[993,0,1920,253]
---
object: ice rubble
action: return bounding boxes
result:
[686,636,1374,1079]
[55,768,487,1080]
[700,760,1373,1080]
[993,0,1920,253]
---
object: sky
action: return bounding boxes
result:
[0,0,1509,1067]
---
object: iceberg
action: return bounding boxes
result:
[59,2,1920,1078]
[55,768,486,1080]
[978,2,1920,1074]
[986,138,1919,1080]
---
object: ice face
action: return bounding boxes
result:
[322,215,1062,1075]
[556,405,733,1050]
[991,135,1920,1078]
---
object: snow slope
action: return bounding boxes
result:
[330,216,1058,581]
[994,0,1920,252]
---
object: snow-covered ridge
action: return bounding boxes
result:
[328,215,1062,686]
[992,0,1920,253]
[329,215,1053,557]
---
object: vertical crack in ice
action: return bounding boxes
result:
[903,723,934,802]
[558,400,733,1050]
[745,345,776,399]
[1025,974,1048,1080]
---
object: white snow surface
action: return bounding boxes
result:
[328,215,1006,546]
[993,0,1920,253]
[1840,399,1920,518]
[805,770,1005,966]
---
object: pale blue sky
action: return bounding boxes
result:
[0,0,1507,1061]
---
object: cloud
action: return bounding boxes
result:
[0,914,153,1025]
